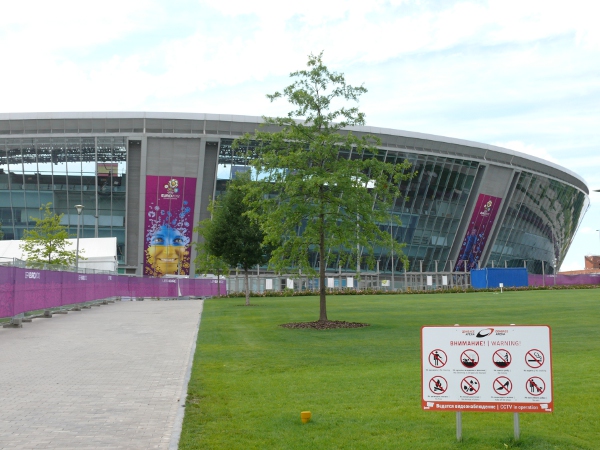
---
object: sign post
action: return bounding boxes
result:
[422,325,552,441]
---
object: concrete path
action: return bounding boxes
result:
[0,300,204,450]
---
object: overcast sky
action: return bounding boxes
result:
[2,0,599,270]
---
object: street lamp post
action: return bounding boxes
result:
[75,205,84,272]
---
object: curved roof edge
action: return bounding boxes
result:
[0,111,589,195]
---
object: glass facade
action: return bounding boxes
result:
[218,139,480,273]
[218,137,588,274]
[0,114,589,275]
[0,137,127,263]
[488,172,588,274]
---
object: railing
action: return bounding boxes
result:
[0,266,226,319]
[225,271,471,294]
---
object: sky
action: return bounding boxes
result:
[1,0,599,270]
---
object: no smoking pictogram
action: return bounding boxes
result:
[460,349,479,368]
[461,376,479,395]
[493,349,512,368]
[525,349,545,368]
[428,349,447,368]
[429,376,448,395]
[493,376,512,395]
[526,377,545,396]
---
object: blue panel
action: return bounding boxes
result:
[471,268,528,288]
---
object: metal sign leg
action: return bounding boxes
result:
[514,412,520,440]
[456,411,462,441]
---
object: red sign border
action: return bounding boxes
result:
[421,325,553,413]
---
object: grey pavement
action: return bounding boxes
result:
[0,300,204,450]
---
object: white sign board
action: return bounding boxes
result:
[347,277,354,288]
[427,276,433,286]
[381,280,390,287]
[327,277,335,288]
[265,279,273,290]
[286,278,294,289]
[422,325,552,413]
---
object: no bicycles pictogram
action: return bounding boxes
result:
[493,349,512,368]
[526,377,545,396]
[460,349,479,368]
[429,349,447,368]
[493,376,512,395]
[525,349,545,368]
[429,376,448,395]
[461,376,479,395]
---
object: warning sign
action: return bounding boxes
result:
[525,349,545,368]
[526,377,545,396]
[429,376,448,395]
[421,325,553,413]
[493,376,512,396]
[460,349,480,368]
[461,376,480,395]
[429,349,447,368]
[493,349,512,368]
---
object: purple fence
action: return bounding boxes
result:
[528,273,600,287]
[0,266,226,319]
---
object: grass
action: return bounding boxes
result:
[179,290,600,449]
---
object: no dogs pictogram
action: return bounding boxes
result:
[526,377,545,396]
[460,349,480,368]
[428,349,447,368]
[429,376,448,395]
[525,349,545,368]
[493,376,512,395]
[493,349,512,368]
[461,376,479,395]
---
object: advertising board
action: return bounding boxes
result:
[422,326,553,413]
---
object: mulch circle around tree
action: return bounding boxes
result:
[280,320,370,330]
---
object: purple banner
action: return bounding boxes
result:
[455,194,502,272]
[0,266,226,318]
[529,274,600,286]
[143,176,197,277]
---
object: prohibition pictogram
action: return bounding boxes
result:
[428,349,447,368]
[493,376,512,396]
[525,349,545,368]
[461,376,480,395]
[429,376,448,395]
[493,349,512,368]
[526,377,545,396]
[460,349,479,368]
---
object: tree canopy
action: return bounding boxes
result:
[236,52,414,322]
[20,203,80,268]
[194,172,266,305]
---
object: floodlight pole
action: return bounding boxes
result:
[75,205,84,273]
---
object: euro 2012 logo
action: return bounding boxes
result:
[164,179,179,194]
[480,200,493,217]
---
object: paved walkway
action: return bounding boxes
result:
[0,300,204,450]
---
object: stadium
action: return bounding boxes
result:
[0,112,589,278]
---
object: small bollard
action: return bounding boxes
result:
[3,317,23,328]
[300,411,312,424]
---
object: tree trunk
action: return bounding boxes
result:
[217,270,221,298]
[244,267,250,306]
[319,212,327,322]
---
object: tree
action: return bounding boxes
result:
[195,173,266,305]
[20,203,80,268]
[193,240,230,298]
[236,52,414,322]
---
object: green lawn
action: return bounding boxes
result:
[179,290,600,449]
